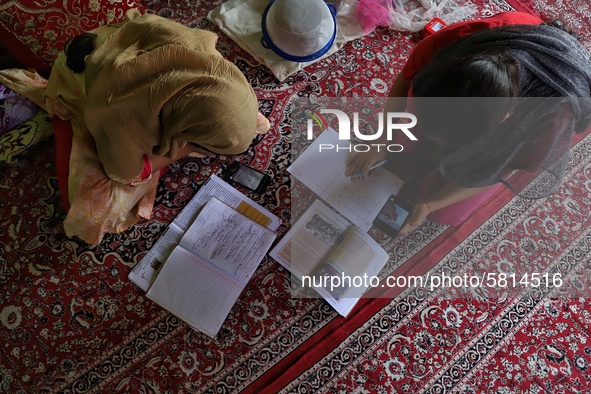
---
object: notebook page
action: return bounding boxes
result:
[147,246,243,337]
[269,199,350,279]
[128,223,184,291]
[175,174,281,232]
[314,227,389,301]
[270,200,388,317]
[129,174,280,291]
[180,197,276,283]
[288,128,404,231]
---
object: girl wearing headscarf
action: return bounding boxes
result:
[345,12,591,233]
[39,9,269,243]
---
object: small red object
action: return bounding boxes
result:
[424,18,447,36]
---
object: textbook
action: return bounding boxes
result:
[269,199,389,317]
[288,128,404,231]
[277,128,398,315]
[129,175,280,337]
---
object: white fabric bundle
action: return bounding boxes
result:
[208,0,476,80]
[207,0,366,81]
[388,0,476,32]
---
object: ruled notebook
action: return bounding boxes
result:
[144,197,276,337]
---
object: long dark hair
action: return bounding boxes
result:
[407,22,591,198]
[411,37,520,146]
[410,19,579,147]
[413,47,520,98]
[64,32,97,73]
[413,18,577,99]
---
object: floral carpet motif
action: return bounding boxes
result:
[0,0,146,74]
[1,0,591,393]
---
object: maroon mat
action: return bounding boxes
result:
[1,0,591,392]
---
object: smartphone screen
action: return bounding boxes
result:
[431,21,445,31]
[374,196,411,236]
[224,162,271,193]
[231,165,265,190]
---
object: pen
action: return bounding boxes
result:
[352,159,388,179]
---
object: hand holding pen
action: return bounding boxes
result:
[352,159,388,180]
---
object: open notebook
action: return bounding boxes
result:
[270,199,388,317]
[288,128,403,231]
[130,175,280,337]
[271,128,403,315]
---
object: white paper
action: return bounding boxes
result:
[174,174,281,232]
[146,247,244,338]
[129,174,280,291]
[270,199,389,317]
[270,199,350,278]
[145,198,276,337]
[179,197,276,283]
[288,128,404,232]
[128,224,185,291]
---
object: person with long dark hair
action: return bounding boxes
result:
[345,12,591,233]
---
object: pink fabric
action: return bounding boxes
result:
[419,170,504,226]
[402,66,505,226]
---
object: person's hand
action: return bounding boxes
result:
[398,201,432,235]
[345,149,388,180]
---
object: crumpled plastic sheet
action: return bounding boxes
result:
[389,0,477,32]
[0,84,37,135]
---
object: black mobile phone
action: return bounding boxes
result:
[373,195,412,237]
[223,161,272,193]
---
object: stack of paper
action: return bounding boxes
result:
[129,175,280,337]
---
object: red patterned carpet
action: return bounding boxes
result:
[2,0,591,393]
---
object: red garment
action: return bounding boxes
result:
[140,155,153,181]
[401,12,543,82]
[398,12,544,226]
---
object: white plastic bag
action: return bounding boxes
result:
[388,0,476,32]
